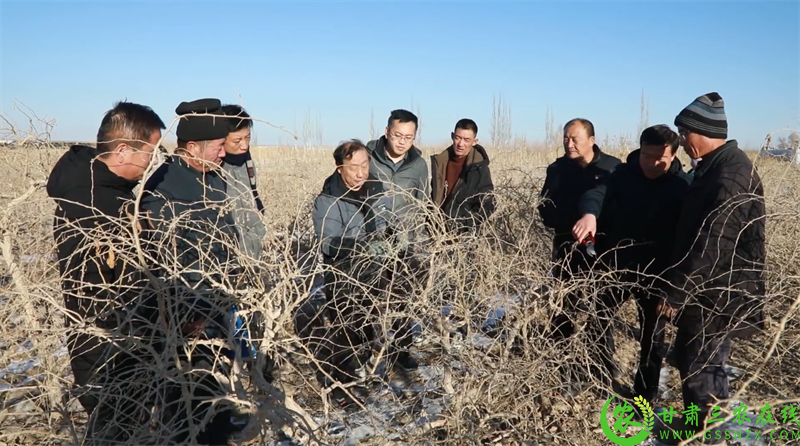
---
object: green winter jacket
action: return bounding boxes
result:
[366,136,430,238]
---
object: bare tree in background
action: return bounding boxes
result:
[544,106,562,155]
[302,106,324,149]
[790,131,800,149]
[410,97,422,145]
[637,89,649,138]
[368,107,376,141]
[490,93,512,150]
[415,102,422,146]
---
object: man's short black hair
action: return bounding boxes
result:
[387,109,418,131]
[222,104,253,132]
[454,118,478,135]
[333,139,369,166]
[563,118,595,138]
[96,101,166,153]
[640,124,680,153]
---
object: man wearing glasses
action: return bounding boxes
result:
[364,109,430,373]
[366,109,430,241]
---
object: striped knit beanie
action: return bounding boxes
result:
[674,92,728,139]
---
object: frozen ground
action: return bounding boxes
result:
[0,287,795,446]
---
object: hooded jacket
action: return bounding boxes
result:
[596,149,692,276]
[312,171,393,265]
[665,140,766,338]
[430,144,496,232]
[366,136,430,237]
[46,145,155,329]
[221,151,267,259]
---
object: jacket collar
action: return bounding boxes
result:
[693,140,738,179]
[434,143,489,167]
[371,135,422,167]
[625,148,684,180]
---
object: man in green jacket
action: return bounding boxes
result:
[366,109,430,242]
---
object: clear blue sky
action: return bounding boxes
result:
[2,1,798,148]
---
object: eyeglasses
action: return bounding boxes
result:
[390,132,415,143]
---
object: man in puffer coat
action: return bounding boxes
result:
[46,101,165,445]
[299,139,414,409]
[591,125,692,401]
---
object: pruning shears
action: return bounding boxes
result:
[582,233,597,258]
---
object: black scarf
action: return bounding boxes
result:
[324,171,385,230]
[224,150,265,213]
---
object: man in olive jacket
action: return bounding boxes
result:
[659,92,766,443]
[430,118,495,233]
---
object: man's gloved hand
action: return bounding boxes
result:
[393,231,410,251]
[366,239,392,257]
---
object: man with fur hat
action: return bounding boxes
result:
[140,98,245,445]
[657,92,766,444]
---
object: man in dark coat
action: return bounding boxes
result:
[430,118,496,233]
[537,119,622,348]
[658,92,766,444]
[591,125,692,401]
[140,98,244,445]
[46,101,166,444]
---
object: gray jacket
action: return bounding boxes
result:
[366,136,430,237]
[312,171,393,265]
[221,157,267,259]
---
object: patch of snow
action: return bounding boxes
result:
[0,373,45,392]
[0,358,40,380]
[54,345,69,358]
[16,339,34,352]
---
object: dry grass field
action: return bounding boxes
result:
[1,126,799,446]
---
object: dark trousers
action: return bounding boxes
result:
[673,323,732,418]
[587,287,669,398]
[67,331,153,445]
[159,342,237,446]
[70,333,236,446]
[549,245,667,393]
[295,260,415,388]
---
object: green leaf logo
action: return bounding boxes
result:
[600,394,652,446]
[633,395,655,432]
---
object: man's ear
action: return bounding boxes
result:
[474,137,479,146]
